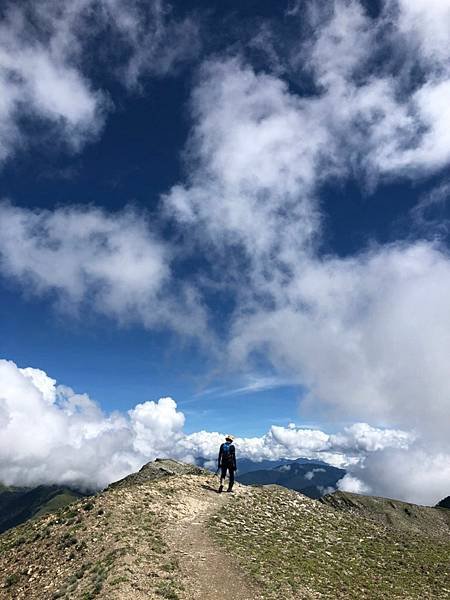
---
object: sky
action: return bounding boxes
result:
[1,0,450,505]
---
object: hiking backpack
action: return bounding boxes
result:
[221,442,234,465]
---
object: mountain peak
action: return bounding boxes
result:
[437,496,450,509]
[107,458,206,490]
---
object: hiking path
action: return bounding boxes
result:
[165,476,264,600]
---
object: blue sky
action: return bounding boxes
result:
[1,0,450,503]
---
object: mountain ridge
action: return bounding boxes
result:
[0,459,449,599]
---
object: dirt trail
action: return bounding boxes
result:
[166,479,263,600]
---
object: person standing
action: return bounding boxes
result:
[217,434,236,493]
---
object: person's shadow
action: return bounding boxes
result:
[201,483,221,493]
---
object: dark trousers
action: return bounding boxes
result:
[220,465,235,490]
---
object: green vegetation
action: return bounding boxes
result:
[209,486,450,600]
[156,578,181,599]
[321,491,450,537]
[4,572,20,587]
[0,484,87,534]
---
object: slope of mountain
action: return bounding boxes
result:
[0,485,87,534]
[237,461,345,498]
[320,490,450,537]
[0,459,449,599]
[437,496,450,509]
[211,484,450,599]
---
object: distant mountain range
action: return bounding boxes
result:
[195,456,345,498]
[236,459,345,499]
[237,456,329,474]
[0,483,86,534]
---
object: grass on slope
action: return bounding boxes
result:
[321,491,450,537]
[32,491,86,520]
[0,480,184,599]
[209,486,450,600]
[0,486,86,534]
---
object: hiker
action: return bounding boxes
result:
[217,434,236,493]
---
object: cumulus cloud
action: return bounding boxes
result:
[0,359,422,494]
[0,0,198,163]
[0,202,208,337]
[164,56,323,263]
[337,474,371,495]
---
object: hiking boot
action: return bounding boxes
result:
[218,484,223,493]
[226,488,234,493]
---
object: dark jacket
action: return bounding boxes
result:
[218,442,236,470]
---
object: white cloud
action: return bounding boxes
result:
[0,0,198,164]
[0,2,103,162]
[0,359,131,489]
[130,398,185,456]
[102,0,199,88]
[410,180,450,233]
[164,2,450,263]
[1,359,426,496]
[230,243,450,441]
[396,0,450,64]
[305,468,325,480]
[351,447,450,505]
[176,421,412,472]
[301,0,450,178]
[336,445,450,506]
[199,375,301,397]
[164,57,324,262]
[318,485,336,496]
[337,474,371,495]
[0,202,208,337]
[331,423,413,453]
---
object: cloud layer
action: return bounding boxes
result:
[0,359,425,497]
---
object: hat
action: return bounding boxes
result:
[225,434,234,441]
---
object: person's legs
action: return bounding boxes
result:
[227,468,235,492]
[219,465,227,492]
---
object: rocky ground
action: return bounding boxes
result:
[0,459,449,599]
[209,485,450,599]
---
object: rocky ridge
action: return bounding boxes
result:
[0,459,449,599]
